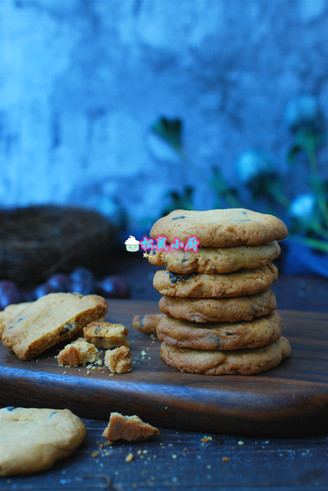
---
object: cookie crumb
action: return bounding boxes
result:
[92,451,99,458]
[172,454,177,459]
[103,412,159,444]
[104,346,131,374]
[57,338,99,367]
[238,441,244,446]
[125,453,134,463]
[84,321,129,349]
[201,436,212,443]
[222,457,229,462]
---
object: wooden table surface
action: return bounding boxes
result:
[1,254,328,490]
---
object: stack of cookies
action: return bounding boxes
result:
[148,208,291,375]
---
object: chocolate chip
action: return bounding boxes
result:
[171,216,186,220]
[225,332,233,336]
[60,322,75,335]
[6,406,15,411]
[216,338,221,348]
[7,326,15,330]
[48,411,57,418]
[168,272,195,284]
[240,211,247,215]
[16,317,24,323]
[168,271,178,284]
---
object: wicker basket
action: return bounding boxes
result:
[0,206,116,284]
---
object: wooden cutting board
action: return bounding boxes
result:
[0,300,327,437]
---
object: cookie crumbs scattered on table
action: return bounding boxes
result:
[91,451,99,458]
[222,457,230,462]
[201,436,213,443]
[125,453,134,463]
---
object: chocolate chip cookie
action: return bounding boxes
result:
[0,407,86,476]
[159,290,277,323]
[160,336,291,375]
[153,264,278,298]
[157,311,282,350]
[148,241,280,274]
[150,209,288,247]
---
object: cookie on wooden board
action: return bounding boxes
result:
[160,336,291,375]
[150,208,288,247]
[159,290,277,323]
[57,337,99,366]
[2,292,107,360]
[153,264,278,298]
[104,346,131,374]
[83,321,129,349]
[157,311,282,351]
[132,314,164,334]
[148,241,281,274]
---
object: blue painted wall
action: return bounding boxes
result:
[1,0,328,227]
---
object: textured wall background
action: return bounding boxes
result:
[1,0,328,228]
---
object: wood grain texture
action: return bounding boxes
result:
[0,300,328,437]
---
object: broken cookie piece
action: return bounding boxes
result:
[83,321,129,349]
[132,314,163,334]
[104,346,131,374]
[57,337,99,366]
[2,293,107,361]
[102,412,159,444]
[0,302,32,339]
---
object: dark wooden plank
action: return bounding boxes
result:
[3,419,328,490]
[1,300,328,437]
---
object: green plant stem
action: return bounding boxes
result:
[269,187,328,240]
[223,193,244,208]
[305,140,328,227]
[289,234,328,254]
[311,223,328,241]
[270,190,290,209]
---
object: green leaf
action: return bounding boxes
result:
[209,168,230,196]
[293,127,325,153]
[151,117,183,152]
